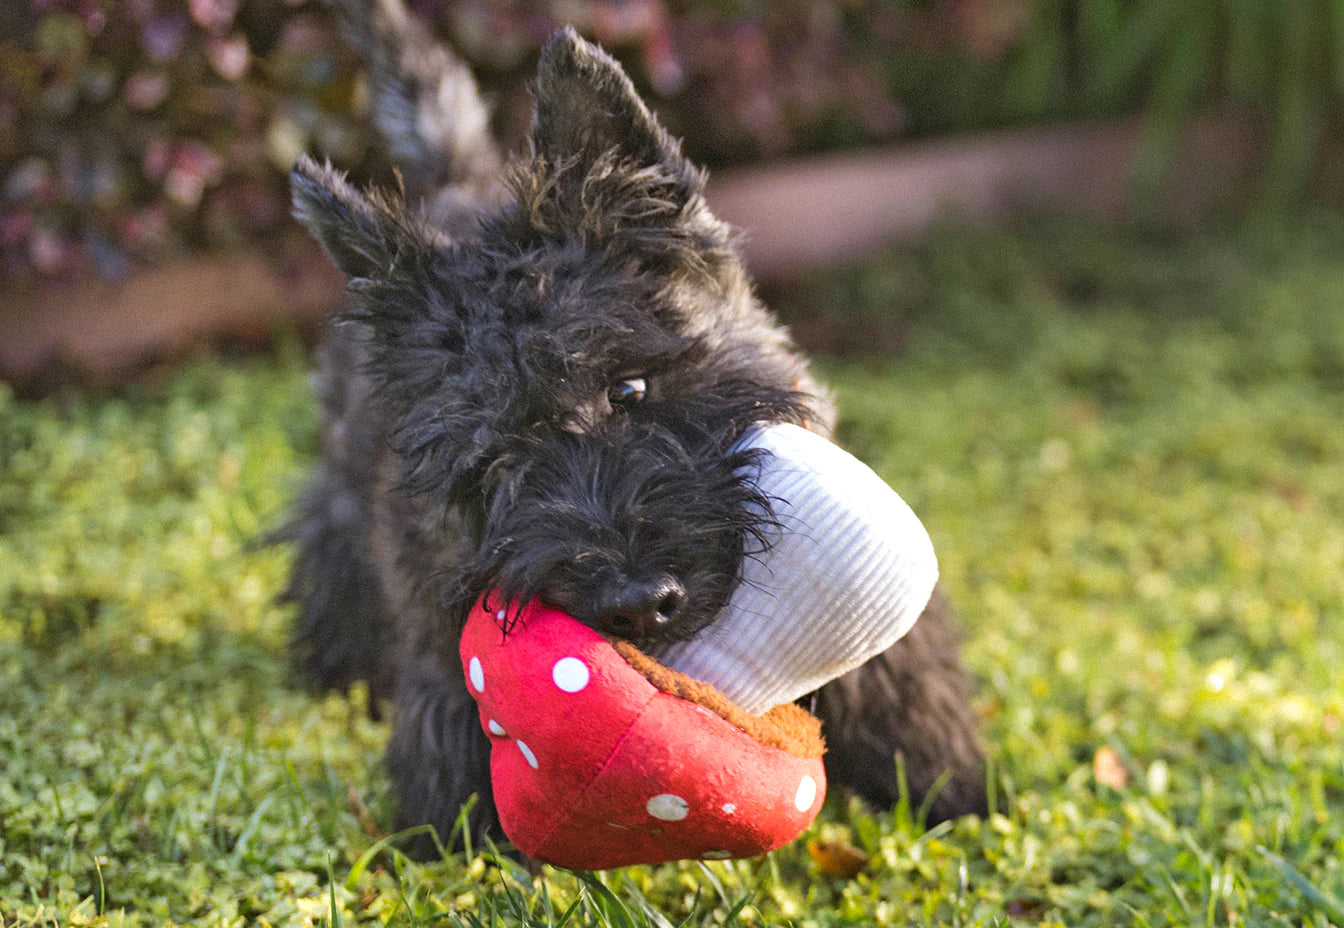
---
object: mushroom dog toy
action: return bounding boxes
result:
[461,598,827,869]
[460,423,938,868]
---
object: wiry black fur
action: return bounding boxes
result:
[286,3,986,856]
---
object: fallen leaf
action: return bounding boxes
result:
[807,838,869,877]
[1093,745,1129,790]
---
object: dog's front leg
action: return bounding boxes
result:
[385,653,499,858]
[812,588,988,824]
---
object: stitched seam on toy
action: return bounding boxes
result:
[531,703,650,854]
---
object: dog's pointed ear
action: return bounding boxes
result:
[532,27,701,196]
[291,155,409,279]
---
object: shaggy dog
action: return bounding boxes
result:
[285,0,985,854]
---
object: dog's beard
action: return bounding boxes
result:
[444,418,780,647]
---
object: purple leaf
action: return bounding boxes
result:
[141,13,189,62]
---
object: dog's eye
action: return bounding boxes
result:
[608,377,648,408]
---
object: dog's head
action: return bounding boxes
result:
[292,29,820,644]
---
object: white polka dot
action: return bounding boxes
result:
[487,719,506,737]
[496,609,507,622]
[468,656,484,692]
[646,793,689,821]
[794,775,817,812]
[721,803,736,814]
[517,739,538,769]
[552,656,590,693]
[702,849,733,860]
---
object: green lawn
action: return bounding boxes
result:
[3,211,1343,926]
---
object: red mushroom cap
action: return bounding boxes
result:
[460,597,827,870]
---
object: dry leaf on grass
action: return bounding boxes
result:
[1093,745,1129,790]
[807,838,870,877]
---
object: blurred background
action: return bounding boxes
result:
[3,0,1343,387]
[6,5,1344,922]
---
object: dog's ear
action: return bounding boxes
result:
[532,27,701,199]
[291,155,426,279]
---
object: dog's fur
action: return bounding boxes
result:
[285,0,986,855]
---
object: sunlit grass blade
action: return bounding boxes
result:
[1257,845,1344,924]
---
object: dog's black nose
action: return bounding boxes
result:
[596,575,686,640]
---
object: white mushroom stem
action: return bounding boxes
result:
[650,423,939,715]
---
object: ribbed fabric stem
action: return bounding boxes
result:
[651,424,939,715]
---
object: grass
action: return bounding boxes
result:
[3,209,1344,926]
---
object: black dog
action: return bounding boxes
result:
[285,0,986,854]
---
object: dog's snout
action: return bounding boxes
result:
[596,575,686,640]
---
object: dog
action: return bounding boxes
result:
[284,0,986,856]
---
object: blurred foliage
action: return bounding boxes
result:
[0,0,370,285]
[2,0,1342,285]
[0,0,903,286]
[992,0,1342,202]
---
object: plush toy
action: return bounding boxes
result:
[459,423,938,869]
[460,598,827,869]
